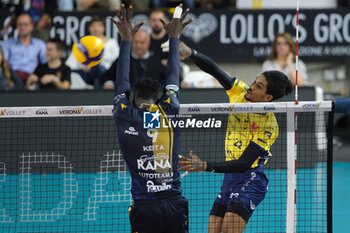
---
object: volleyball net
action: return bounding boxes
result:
[0,101,333,232]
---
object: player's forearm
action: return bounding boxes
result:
[190,50,233,90]
[165,38,180,92]
[54,80,70,90]
[114,41,131,97]
[205,141,265,173]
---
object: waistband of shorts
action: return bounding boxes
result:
[133,194,184,204]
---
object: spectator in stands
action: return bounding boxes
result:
[89,16,120,70]
[101,30,166,89]
[148,9,168,63]
[66,16,119,88]
[2,13,46,85]
[76,0,121,11]
[25,38,71,90]
[261,32,307,86]
[2,0,57,42]
[0,47,23,91]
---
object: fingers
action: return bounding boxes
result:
[128,5,133,21]
[160,18,167,28]
[109,16,118,26]
[121,4,126,19]
[134,21,145,31]
[181,8,190,21]
[183,17,194,28]
[181,171,189,178]
[178,156,190,162]
[114,7,122,21]
[189,150,196,158]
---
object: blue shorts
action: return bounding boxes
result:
[210,167,268,222]
[129,195,189,233]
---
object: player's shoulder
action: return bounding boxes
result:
[158,92,180,114]
[226,77,249,96]
[113,94,133,114]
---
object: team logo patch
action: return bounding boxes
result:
[166,89,176,97]
[164,97,171,104]
[251,122,259,131]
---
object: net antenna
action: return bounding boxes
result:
[286,0,300,232]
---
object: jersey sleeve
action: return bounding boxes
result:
[163,38,180,97]
[158,93,180,116]
[226,77,250,98]
[113,93,133,120]
[114,41,131,98]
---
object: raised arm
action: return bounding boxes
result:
[179,142,267,174]
[114,40,131,97]
[160,6,193,95]
[179,42,233,90]
[109,4,144,97]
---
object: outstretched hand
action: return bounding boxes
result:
[178,151,207,173]
[109,4,144,41]
[160,4,193,39]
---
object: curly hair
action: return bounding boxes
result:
[134,78,160,102]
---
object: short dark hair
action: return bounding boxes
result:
[134,78,160,102]
[263,70,293,100]
[47,38,65,51]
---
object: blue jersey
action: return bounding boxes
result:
[113,92,182,200]
[112,39,182,200]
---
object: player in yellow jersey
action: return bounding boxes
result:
[178,43,293,233]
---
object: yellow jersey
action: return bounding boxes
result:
[225,78,279,168]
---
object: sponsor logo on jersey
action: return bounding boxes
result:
[146,181,171,192]
[124,127,139,136]
[138,172,173,179]
[230,192,239,198]
[251,122,259,131]
[137,153,171,171]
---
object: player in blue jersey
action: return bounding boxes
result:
[178,44,293,233]
[110,4,192,233]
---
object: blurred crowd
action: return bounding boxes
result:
[5,0,350,91]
